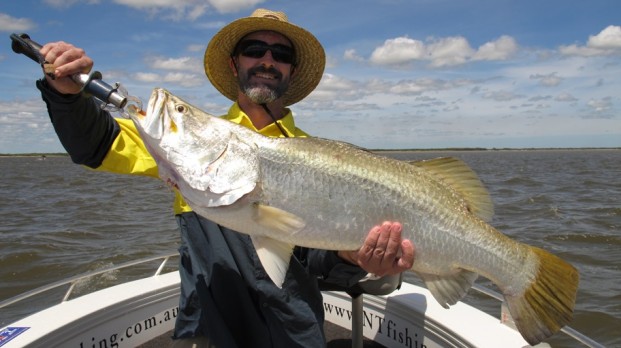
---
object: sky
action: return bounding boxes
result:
[0,0,620,153]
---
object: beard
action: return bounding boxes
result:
[237,65,291,104]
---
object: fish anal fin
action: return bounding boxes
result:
[504,247,579,345]
[251,236,295,288]
[418,269,479,308]
[253,203,306,235]
[410,157,494,222]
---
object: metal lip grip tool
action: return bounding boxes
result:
[10,33,128,110]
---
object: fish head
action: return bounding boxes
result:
[128,88,216,150]
[127,88,233,168]
[127,88,260,207]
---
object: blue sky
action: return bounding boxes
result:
[1,0,620,153]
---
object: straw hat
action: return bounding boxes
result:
[204,8,325,106]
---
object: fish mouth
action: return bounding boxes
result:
[150,88,166,119]
[135,88,170,140]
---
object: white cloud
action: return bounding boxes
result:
[0,100,45,116]
[473,36,518,61]
[310,73,365,101]
[113,0,207,21]
[0,99,56,153]
[318,74,356,91]
[560,25,621,57]
[209,0,265,13]
[194,20,226,30]
[43,0,99,8]
[113,0,185,9]
[308,73,479,108]
[162,72,205,87]
[343,49,364,62]
[0,13,36,32]
[369,36,426,66]
[132,71,204,87]
[187,3,209,21]
[390,78,463,96]
[558,45,604,57]
[111,0,263,20]
[587,96,613,112]
[481,90,524,102]
[148,56,203,73]
[555,92,578,102]
[133,72,161,83]
[187,44,205,52]
[427,36,474,67]
[587,25,621,49]
[369,35,518,68]
[530,73,563,87]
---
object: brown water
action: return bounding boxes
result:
[1,149,619,347]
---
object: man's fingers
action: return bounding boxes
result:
[395,239,415,271]
[384,222,402,258]
[372,222,391,259]
[357,222,406,274]
[40,42,92,78]
[358,224,381,263]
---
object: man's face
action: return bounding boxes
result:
[231,31,296,104]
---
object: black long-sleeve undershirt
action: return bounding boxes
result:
[36,79,120,168]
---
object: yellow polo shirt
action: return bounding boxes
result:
[96,102,308,214]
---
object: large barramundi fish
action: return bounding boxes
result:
[127,88,579,345]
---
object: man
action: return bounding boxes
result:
[37,8,414,347]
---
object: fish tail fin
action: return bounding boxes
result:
[505,247,579,345]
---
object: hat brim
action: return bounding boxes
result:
[205,16,325,106]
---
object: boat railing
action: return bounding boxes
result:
[0,254,604,348]
[0,253,179,310]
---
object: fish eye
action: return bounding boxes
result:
[176,104,186,113]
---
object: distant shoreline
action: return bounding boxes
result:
[1,147,619,157]
[373,147,620,152]
[374,148,620,157]
[0,153,69,158]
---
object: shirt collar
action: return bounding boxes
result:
[222,102,297,137]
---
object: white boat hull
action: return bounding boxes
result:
[1,271,534,348]
[1,272,179,348]
[323,283,529,348]
[3,254,599,347]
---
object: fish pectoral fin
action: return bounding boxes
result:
[252,203,306,235]
[251,236,295,288]
[409,157,494,222]
[418,269,478,308]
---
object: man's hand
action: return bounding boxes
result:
[39,41,93,95]
[338,221,415,277]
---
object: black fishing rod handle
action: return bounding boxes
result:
[10,33,45,64]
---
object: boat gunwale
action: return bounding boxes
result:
[0,253,604,348]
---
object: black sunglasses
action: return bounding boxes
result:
[233,40,296,65]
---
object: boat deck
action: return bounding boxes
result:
[137,321,385,347]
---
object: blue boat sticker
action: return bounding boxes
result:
[0,327,30,347]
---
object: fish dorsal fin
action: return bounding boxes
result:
[251,235,295,288]
[411,157,494,222]
[417,269,479,308]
